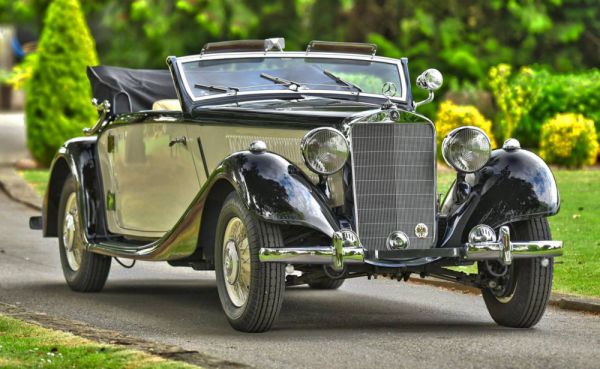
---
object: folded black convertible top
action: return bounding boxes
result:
[87,66,178,115]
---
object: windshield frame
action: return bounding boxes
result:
[174,52,409,106]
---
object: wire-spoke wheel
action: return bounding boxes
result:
[58,176,111,292]
[215,192,285,333]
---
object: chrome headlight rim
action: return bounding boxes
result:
[442,126,492,173]
[301,127,350,176]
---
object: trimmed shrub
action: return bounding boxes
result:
[25,0,98,166]
[539,113,598,168]
[435,100,497,156]
[518,70,600,149]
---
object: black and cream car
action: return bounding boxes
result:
[30,38,563,332]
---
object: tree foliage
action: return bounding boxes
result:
[3,0,599,162]
[4,0,599,79]
[25,0,98,165]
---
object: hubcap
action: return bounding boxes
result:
[62,192,83,271]
[222,217,251,307]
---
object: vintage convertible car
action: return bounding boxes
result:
[30,38,563,332]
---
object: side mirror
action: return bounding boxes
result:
[414,68,443,110]
[416,68,443,91]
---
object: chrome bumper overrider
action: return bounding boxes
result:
[258,226,563,269]
[259,231,365,271]
[464,226,563,265]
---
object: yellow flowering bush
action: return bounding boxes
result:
[435,100,497,156]
[488,63,535,142]
[540,113,598,167]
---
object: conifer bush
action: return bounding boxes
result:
[25,0,98,166]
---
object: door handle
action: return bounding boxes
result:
[169,136,187,147]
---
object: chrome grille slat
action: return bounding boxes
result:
[350,122,436,252]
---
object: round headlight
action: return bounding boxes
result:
[301,128,349,175]
[442,127,491,173]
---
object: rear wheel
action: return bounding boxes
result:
[481,218,553,328]
[58,176,111,292]
[214,192,285,333]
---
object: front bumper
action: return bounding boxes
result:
[259,226,563,270]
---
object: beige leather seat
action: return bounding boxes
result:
[152,99,182,111]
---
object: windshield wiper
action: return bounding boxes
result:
[322,69,362,93]
[194,83,239,94]
[260,73,307,91]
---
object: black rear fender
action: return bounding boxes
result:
[43,137,107,238]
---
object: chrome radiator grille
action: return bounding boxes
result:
[350,122,436,252]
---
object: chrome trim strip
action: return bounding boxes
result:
[174,52,408,104]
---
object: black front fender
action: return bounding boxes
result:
[440,148,560,247]
[43,137,106,238]
[214,151,339,237]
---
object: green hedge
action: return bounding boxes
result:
[513,69,600,148]
[25,0,98,166]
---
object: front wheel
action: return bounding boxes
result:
[214,192,285,333]
[481,218,554,328]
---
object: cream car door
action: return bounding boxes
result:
[97,123,200,238]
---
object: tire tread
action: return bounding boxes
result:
[215,193,285,333]
[58,176,111,293]
[482,218,553,328]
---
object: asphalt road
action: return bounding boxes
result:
[1,115,600,369]
[0,112,29,165]
[0,191,599,369]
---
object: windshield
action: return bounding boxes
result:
[180,56,403,100]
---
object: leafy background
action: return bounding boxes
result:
[1,0,600,164]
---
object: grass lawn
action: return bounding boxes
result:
[437,167,600,298]
[0,314,200,369]
[20,167,600,297]
[18,170,48,197]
